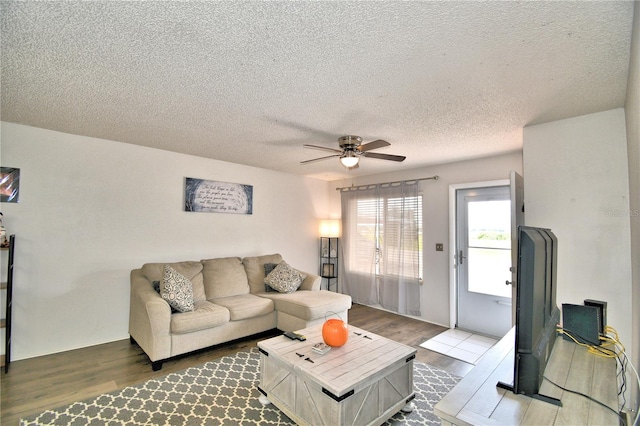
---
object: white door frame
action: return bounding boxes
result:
[448,179,509,329]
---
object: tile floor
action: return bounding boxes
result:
[419,329,498,365]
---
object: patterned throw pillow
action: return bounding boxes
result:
[264,261,306,293]
[152,280,178,312]
[161,265,195,313]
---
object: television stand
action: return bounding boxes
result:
[495,381,562,407]
[435,327,618,425]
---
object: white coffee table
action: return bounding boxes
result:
[257,325,416,426]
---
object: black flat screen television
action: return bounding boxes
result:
[497,225,562,406]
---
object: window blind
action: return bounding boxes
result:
[343,189,422,280]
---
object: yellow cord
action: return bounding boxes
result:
[556,327,617,358]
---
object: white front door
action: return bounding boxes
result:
[509,171,525,324]
[456,185,512,337]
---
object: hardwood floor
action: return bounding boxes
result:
[0,304,473,425]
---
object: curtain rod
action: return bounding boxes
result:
[335,175,439,191]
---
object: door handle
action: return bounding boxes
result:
[506,266,515,285]
[458,250,466,265]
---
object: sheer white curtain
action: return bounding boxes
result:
[340,186,379,305]
[378,182,421,315]
[340,182,422,315]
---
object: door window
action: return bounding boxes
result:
[466,199,511,298]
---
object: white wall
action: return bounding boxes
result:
[0,122,329,360]
[624,0,639,413]
[329,151,523,327]
[523,109,633,377]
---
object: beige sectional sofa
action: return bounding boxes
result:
[129,253,351,370]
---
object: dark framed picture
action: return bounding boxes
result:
[0,167,20,203]
[185,177,253,214]
[322,263,335,278]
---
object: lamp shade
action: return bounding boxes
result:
[339,152,359,168]
[319,219,340,237]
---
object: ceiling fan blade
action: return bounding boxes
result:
[303,144,343,154]
[300,154,342,164]
[357,139,390,152]
[361,152,406,162]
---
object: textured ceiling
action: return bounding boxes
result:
[1,1,634,181]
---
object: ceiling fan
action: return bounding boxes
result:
[301,135,406,169]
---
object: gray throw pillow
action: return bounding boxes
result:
[264,263,279,292]
[264,261,306,293]
[161,265,195,313]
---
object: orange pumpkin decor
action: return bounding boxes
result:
[322,318,349,347]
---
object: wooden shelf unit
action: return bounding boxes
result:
[2,234,15,373]
[319,237,338,292]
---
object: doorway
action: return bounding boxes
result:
[448,173,524,338]
[456,185,512,337]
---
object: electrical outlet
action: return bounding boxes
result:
[435,243,444,251]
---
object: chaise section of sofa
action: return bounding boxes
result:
[258,290,352,331]
[129,253,351,370]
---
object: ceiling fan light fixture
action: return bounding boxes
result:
[302,135,403,168]
[340,151,359,168]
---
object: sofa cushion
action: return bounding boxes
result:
[265,261,306,293]
[211,294,274,321]
[242,254,283,294]
[201,257,250,299]
[141,261,206,303]
[161,265,195,313]
[170,300,230,334]
[258,290,352,321]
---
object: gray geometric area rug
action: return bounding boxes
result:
[21,347,461,426]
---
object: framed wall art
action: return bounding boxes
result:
[185,177,253,214]
[0,167,20,203]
